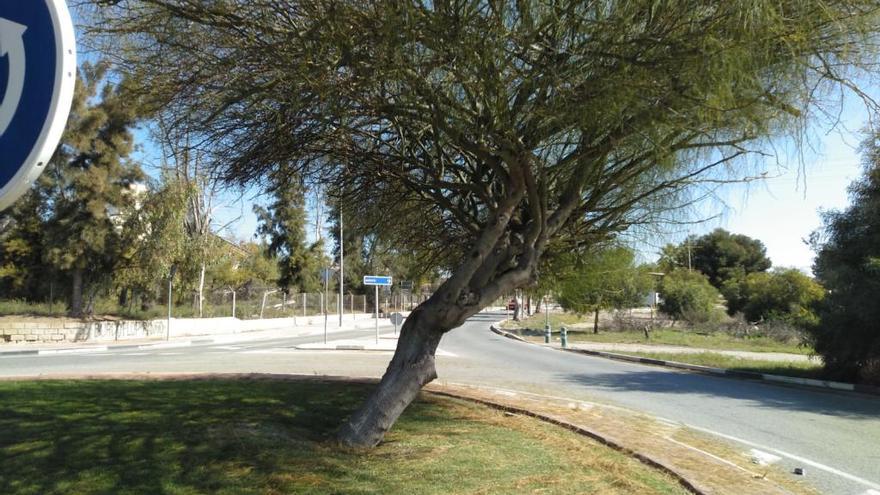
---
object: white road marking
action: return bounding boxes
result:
[157,352,184,356]
[686,425,880,491]
[120,353,150,356]
[39,347,108,355]
[143,342,191,350]
[445,382,880,492]
[210,346,242,350]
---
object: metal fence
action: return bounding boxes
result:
[185,288,436,320]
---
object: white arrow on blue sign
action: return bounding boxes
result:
[0,1,76,211]
[363,275,393,286]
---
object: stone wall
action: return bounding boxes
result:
[0,313,381,344]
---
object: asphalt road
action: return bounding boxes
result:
[1,312,878,494]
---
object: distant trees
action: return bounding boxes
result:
[658,270,721,325]
[659,229,771,289]
[554,246,652,332]
[0,63,146,315]
[723,268,823,328]
[810,141,880,384]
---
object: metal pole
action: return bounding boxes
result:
[350,293,354,320]
[374,285,379,344]
[323,269,329,343]
[544,296,551,344]
[339,209,344,327]
[232,290,236,319]
[303,293,306,317]
[166,265,176,341]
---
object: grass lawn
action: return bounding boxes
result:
[0,379,689,495]
[616,351,824,380]
[506,312,812,355]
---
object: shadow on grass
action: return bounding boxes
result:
[0,380,445,495]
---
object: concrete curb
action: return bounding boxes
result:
[0,339,209,356]
[489,324,880,397]
[0,371,704,495]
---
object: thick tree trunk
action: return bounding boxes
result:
[337,304,450,448]
[70,269,84,316]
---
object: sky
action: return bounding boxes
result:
[650,95,873,274]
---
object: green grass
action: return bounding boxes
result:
[566,329,811,354]
[0,379,689,495]
[617,351,824,380]
[506,312,812,355]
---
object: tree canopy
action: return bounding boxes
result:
[659,228,771,289]
[554,246,652,328]
[83,0,880,446]
[811,138,880,384]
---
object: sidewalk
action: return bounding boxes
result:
[559,342,818,363]
[0,316,402,355]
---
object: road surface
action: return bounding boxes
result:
[1,313,878,494]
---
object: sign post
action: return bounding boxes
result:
[363,276,392,344]
[0,1,76,210]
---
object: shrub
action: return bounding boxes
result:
[658,270,722,326]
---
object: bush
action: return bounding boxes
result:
[722,268,823,329]
[658,270,722,326]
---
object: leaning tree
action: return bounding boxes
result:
[83,0,879,447]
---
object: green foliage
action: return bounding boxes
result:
[658,270,722,325]
[810,143,880,384]
[659,229,771,289]
[721,269,823,328]
[255,175,324,293]
[554,246,652,315]
[86,0,880,309]
[0,63,146,315]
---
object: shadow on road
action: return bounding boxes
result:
[560,370,880,419]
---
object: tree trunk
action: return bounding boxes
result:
[337,304,449,448]
[70,269,84,316]
[593,307,600,334]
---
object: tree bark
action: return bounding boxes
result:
[594,307,600,334]
[70,269,84,316]
[337,303,451,448]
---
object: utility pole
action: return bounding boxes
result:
[339,208,344,327]
[166,265,177,341]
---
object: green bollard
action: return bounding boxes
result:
[561,326,568,348]
[544,324,551,344]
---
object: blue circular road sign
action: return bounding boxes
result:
[0,0,76,210]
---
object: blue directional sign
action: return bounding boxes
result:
[0,1,76,210]
[363,275,393,286]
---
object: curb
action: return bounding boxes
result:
[489,324,880,397]
[427,389,705,495]
[0,339,211,357]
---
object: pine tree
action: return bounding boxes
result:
[42,63,145,315]
[255,173,323,294]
